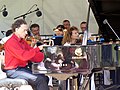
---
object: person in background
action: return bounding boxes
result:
[62,26,81,45]
[29,23,45,47]
[53,25,64,36]
[79,21,87,42]
[80,21,96,90]
[80,21,87,33]
[62,20,71,45]
[59,26,81,90]
[63,19,71,31]
[0,29,13,45]
[62,26,81,70]
[0,29,14,81]
[0,29,13,64]
[80,21,95,43]
[4,19,49,90]
[52,25,64,45]
[30,24,41,41]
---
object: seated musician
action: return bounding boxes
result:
[52,25,64,45]
[80,21,111,86]
[62,19,71,31]
[3,19,49,90]
[58,26,80,90]
[28,23,43,47]
[79,21,95,43]
[62,26,87,70]
[62,26,81,45]
[0,29,34,90]
[53,25,64,36]
[62,25,96,90]
[30,23,42,41]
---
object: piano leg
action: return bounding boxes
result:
[66,79,70,90]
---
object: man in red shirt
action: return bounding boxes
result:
[4,19,49,90]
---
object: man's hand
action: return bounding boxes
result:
[38,45,43,50]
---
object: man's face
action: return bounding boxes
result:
[31,27,40,36]
[80,23,87,32]
[63,22,70,30]
[16,24,28,39]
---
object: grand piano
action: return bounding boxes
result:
[32,0,120,73]
[32,0,120,89]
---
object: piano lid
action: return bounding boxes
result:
[88,0,120,42]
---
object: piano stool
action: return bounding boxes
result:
[0,78,31,90]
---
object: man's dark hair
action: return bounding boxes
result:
[56,25,65,30]
[30,24,39,31]
[63,19,70,23]
[12,19,27,32]
[80,21,87,25]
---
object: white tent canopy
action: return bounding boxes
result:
[0,0,98,38]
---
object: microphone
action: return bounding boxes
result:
[103,19,120,40]
[103,19,107,24]
[2,5,8,17]
[36,8,42,17]
[14,4,42,20]
[27,4,42,17]
[26,4,37,13]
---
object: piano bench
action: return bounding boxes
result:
[0,78,28,89]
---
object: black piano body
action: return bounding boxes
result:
[88,0,120,42]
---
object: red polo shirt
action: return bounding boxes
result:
[4,34,44,70]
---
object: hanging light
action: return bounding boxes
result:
[0,5,8,17]
[36,8,42,17]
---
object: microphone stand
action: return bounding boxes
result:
[103,19,120,66]
[103,19,120,89]
[14,8,39,20]
[103,19,120,40]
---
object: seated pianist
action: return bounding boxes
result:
[3,19,49,90]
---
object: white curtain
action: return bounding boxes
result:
[0,0,98,38]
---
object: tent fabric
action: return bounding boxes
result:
[0,0,98,38]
